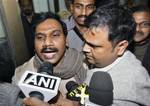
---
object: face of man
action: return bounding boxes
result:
[133,11,150,44]
[34,19,67,66]
[83,26,124,68]
[20,0,33,16]
[71,0,95,26]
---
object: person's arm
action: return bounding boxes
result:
[23,92,80,106]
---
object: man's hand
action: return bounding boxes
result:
[23,97,52,106]
[23,92,79,106]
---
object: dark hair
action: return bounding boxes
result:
[70,0,118,8]
[31,12,68,36]
[85,5,136,46]
[95,0,119,8]
[18,0,32,6]
[131,5,150,13]
[70,0,97,6]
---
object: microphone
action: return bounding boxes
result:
[88,71,114,106]
[66,81,89,104]
[66,71,113,106]
[18,62,61,102]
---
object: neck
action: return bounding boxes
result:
[135,38,150,46]
[75,23,88,35]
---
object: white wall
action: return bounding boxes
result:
[33,0,67,13]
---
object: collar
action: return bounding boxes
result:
[67,16,76,30]
[91,51,129,72]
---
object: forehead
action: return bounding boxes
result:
[133,11,150,22]
[74,0,95,5]
[84,26,109,43]
[20,0,31,6]
[36,19,63,31]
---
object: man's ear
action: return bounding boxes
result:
[116,40,129,56]
[66,37,69,47]
[70,4,74,14]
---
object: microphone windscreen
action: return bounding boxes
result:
[88,71,113,105]
[38,62,53,75]
[66,81,78,92]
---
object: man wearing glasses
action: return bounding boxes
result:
[131,5,150,74]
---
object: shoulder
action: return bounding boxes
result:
[62,16,75,31]
[110,51,149,81]
[109,51,150,105]
[12,57,35,84]
[0,83,21,106]
[67,48,84,59]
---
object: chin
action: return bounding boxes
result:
[87,60,94,65]
[42,59,56,64]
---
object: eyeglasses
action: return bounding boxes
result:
[136,21,150,28]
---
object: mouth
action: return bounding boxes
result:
[135,33,142,37]
[42,52,57,59]
[135,32,144,37]
[85,55,93,60]
[41,48,58,59]
[78,17,86,22]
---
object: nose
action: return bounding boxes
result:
[81,7,87,15]
[43,36,54,47]
[83,43,91,53]
[136,24,141,32]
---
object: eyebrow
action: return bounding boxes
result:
[84,40,102,47]
[35,29,62,36]
[35,32,45,36]
[74,3,95,6]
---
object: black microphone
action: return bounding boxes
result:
[88,71,114,106]
[66,81,89,104]
[37,62,53,75]
[66,71,113,106]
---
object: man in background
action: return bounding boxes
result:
[18,0,35,57]
[63,0,119,51]
[130,5,150,74]
[63,0,96,51]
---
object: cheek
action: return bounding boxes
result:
[55,40,66,49]
[87,9,94,15]
[34,41,42,52]
[93,50,111,62]
[73,9,81,16]
[144,29,150,35]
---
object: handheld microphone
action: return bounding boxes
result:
[88,71,114,106]
[66,71,113,106]
[18,62,61,102]
[66,81,89,104]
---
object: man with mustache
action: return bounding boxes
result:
[12,12,87,105]
[130,5,150,74]
[63,0,96,51]
[63,0,119,51]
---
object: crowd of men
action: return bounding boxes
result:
[0,0,150,106]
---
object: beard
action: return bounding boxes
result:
[75,15,88,27]
[41,47,58,53]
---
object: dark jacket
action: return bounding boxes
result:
[142,42,150,75]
